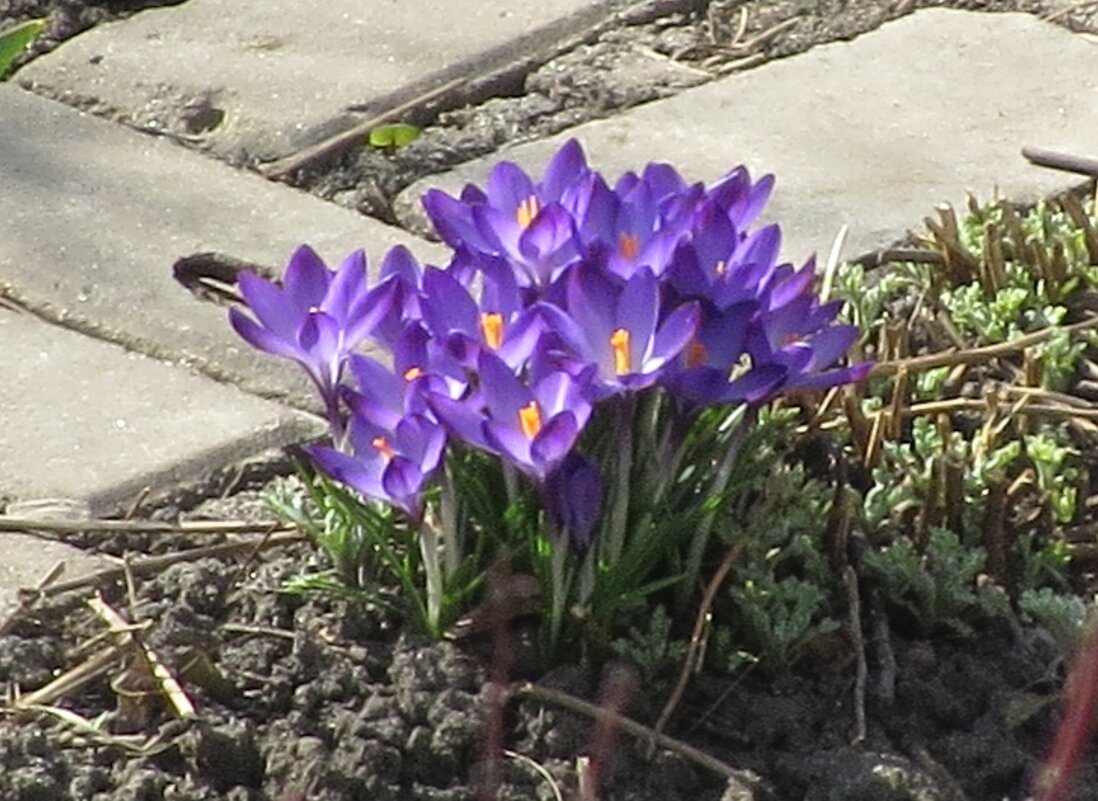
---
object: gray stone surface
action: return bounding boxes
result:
[14,0,638,161]
[0,84,446,409]
[0,307,323,515]
[397,9,1098,266]
[0,533,109,624]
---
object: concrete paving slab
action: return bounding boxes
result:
[15,0,640,162]
[0,85,446,409]
[0,307,323,515]
[0,532,109,624]
[396,9,1098,267]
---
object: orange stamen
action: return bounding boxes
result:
[404,366,422,381]
[519,401,543,439]
[480,312,504,350]
[372,436,396,461]
[610,328,632,375]
[516,195,541,229]
[619,233,639,261]
[686,339,707,369]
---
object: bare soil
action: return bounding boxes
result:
[3,1,1098,800]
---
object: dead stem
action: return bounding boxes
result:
[259,78,464,180]
[35,531,306,598]
[844,566,867,744]
[512,682,743,782]
[0,516,287,535]
[89,595,195,718]
[869,316,1098,378]
[652,542,743,742]
[10,645,126,708]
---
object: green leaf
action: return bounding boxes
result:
[0,19,47,80]
[368,123,421,149]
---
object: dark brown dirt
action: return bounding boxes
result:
[0,511,1082,801]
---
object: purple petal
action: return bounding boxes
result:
[483,422,534,473]
[486,160,537,213]
[545,453,603,554]
[283,245,330,312]
[518,203,577,266]
[381,456,426,518]
[229,307,300,361]
[345,279,399,347]
[422,190,489,252]
[530,412,580,472]
[325,250,368,322]
[648,301,700,367]
[541,139,589,202]
[379,244,422,287]
[421,267,478,341]
[616,267,660,352]
[428,394,493,453]
[804,325,861,369]
[306,444,385,500]
[566,267,616,360]
[477,350,531,421]
[237,273,298,338]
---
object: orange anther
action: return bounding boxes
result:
[619,233,639,261]
[516,195,541,229]
[518,401,543,439]
[480,312,504,350]
[610,328,632,376]
[372,436,396,461]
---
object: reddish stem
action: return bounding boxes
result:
[1036,623,1098,801]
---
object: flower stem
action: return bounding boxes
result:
[419,519,444,635]
[605,395,637,566]
[438,462,460,577]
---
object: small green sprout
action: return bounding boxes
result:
[0,19,47,80]
[367,123,421,150]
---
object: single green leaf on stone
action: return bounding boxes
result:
[367,123,421,150]
[0,19,47,80]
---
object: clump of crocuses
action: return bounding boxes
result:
[230,139,869,646]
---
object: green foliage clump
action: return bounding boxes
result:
[864,528,990,636]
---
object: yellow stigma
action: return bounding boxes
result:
[619,233,639,261]
[518,401,543,439]
[480,312,504,350]
[403,366,422,381]
[516,195,540,229]
[610,328,632,376]
[685,339,707,369]
[372,436,395,461]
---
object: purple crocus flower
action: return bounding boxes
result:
[419,265,545,370]
[539,265,699,396]
[307,409,446,524]
[229,245,397,424]
[746,268,872,394]
[428,351,593,481]
[664,301,787,407]
[422,140,596,290]
[578,170,691,281]
[544,452,603,554]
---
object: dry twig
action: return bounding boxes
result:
[36,531,306,598]
[652,542,743,741]
[512,682,743,781]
